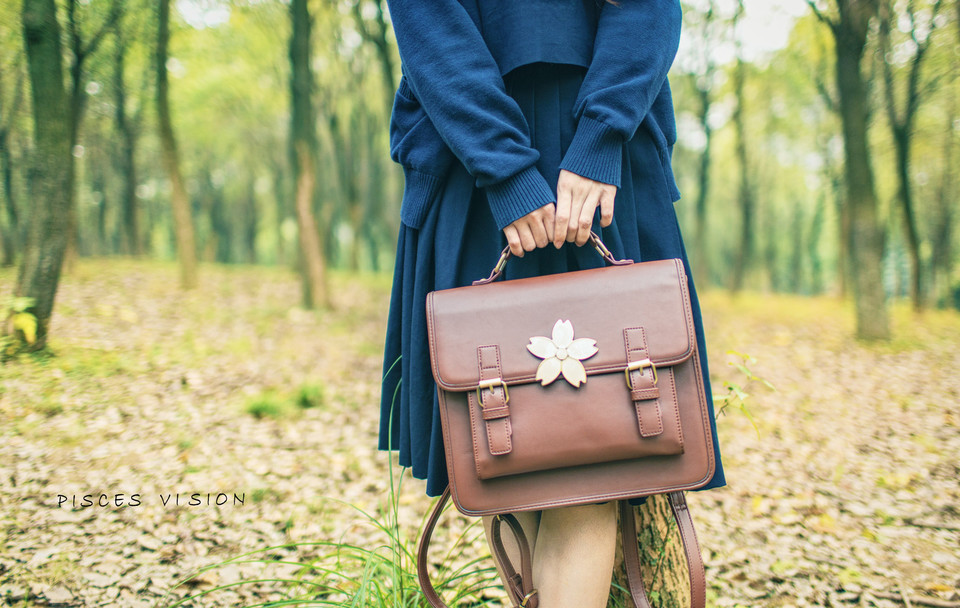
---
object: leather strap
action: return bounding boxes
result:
[417,487,537,608]
[620,493,706,608]
[418,488,706,608]
[490,512,538,607]
[624,327,664,438]
[477,345,512,455]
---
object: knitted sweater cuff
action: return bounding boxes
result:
[400,168,444,229]
[558,115,623,189]
[484,163,556,231]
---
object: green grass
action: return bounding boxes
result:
[244,391,295,420]
[295,383,325,410]
[154,467,502,608]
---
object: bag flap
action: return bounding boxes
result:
[426,258,695,391]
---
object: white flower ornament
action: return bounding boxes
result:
[526,319,598,387]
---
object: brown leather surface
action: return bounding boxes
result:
[467,367,684,480]
[428,258,696,391]
[426,255,714,515]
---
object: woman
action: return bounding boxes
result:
[379,0,726,605]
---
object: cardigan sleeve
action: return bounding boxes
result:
[389,75,456,229]
[558,0,683,188]
[385,0,556,231]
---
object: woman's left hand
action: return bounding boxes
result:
[553,169,616,248]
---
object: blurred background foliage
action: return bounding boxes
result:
[1,0,958,349]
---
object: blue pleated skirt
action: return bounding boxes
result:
[379,62,726,498]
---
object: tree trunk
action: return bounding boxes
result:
[892,128,922,309]
[789,202,804,293]
[0,123,19,268]
[729,7,753,294]
[693,85,712,289]
[91,159,109,255]
[62,9,84,275]
[611,496,690,608]
[830,0,890,339]
[289,0,329,309]
[113,24,140,257]
[931,96,955,308]
[831,166,849,298]
[11,0,74,352]
[808,191,825,294]
[157,0,197,289]
[0,65,23,267]
[244,175,258,264]
[878,0,944,311]
[271,158,291,266]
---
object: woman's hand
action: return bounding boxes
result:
[503,203,555,257]
[553,169,616,248]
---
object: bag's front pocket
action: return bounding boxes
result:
[467,366,685,481]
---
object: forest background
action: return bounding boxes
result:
[3,0,959,344]
[0,0,959,607]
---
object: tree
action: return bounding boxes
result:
[878,0,946,310]
[0,54,25,267]
[930,91,955,307]
[677,0,720,288]
[729,0,755,293]
[349,0,396,120]
[9,0,74,352]
[289,0,330,309]
[156,0,197,289]
[807,0,890,340]
[61,0,120,271]
[112,4,143,257]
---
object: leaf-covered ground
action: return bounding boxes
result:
[0,259,958,607]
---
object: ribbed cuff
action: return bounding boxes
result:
[484,164,556,231]
[558,115,623,189]
[399,168,444,229]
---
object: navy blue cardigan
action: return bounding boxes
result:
[387,0,682,231]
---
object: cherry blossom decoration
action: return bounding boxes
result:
[526,319,598,387]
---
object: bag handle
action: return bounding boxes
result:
[416,487,538,608]
[472,230,633,286]
[417,487,706,608]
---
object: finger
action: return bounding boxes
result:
[504,225,523,257]
[518,222,537,252]
[542,204,556,246]
[530,212,550,249]
[575,194,598,246]
[599,189,615,228]
[566,189,587,242]
[554,186,571,248]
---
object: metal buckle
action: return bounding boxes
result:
[591,232,613,259]
[493,250,510,274]
[624,358,658,389]
[520,589,538,607]
[476,378,509,407]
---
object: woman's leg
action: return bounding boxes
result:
[483,501,618,608]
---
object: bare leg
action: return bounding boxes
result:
[482,501,618,608]
[533,502,618,608]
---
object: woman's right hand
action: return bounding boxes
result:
[503,203,556,257]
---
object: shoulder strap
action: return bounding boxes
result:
[417,487,537,608]
[620,492,706,608]
[417,488,705,608]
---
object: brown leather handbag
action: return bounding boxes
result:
[418,232,715,608]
